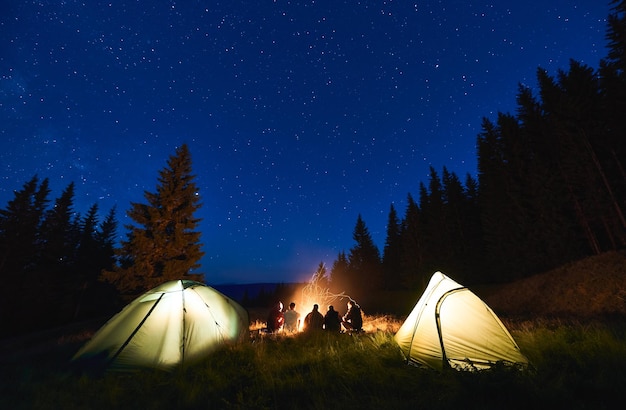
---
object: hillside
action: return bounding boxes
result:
[482,250,626,319]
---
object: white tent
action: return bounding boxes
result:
[72,280,249,372]
[394,272,528,371]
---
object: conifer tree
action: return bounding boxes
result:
[382,204,402,289]
[39,182,79,276]
[329,251,349,292]
[420,167,446,276]
[461,173,484,283]
[347,214,381,292]
[600,1,626,160]
[95,207,118,272]
[0,176,51,335]
[441,167,467,279]
[71,205,119,319]
[477,115,532,281]
[399,193,422,289]
[599,1,626,247]
[0,176,50,278]
[76,204,100,276]
[101,144,204,298]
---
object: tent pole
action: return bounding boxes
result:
[108,293,165,366]
[435,287,467,370]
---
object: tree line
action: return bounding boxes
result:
[0,177,119,336]
[1,1,624,335]
[0,145,204,337]
[325,1,626,297]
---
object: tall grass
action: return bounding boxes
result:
[1,317,625,410]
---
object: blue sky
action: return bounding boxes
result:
[1,1,610,283]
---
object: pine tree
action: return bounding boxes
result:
[39,182,79,277]
[441,167,467,280]
[399,193,422,289]
[420,167,447,276]
[95,206,117,272]
[599,1,626,249]
[541,61,626,253]
[477,115,533,281]
[461,173,485,283]
[600,1,626,165]
[329,251,349,292]
[72,204,120,319]
[347,214,381,292]
[0,176,50,278]
[0,176,51,336]
[101,144,204,298]
[382,203,402,289]
[76,204,100,278]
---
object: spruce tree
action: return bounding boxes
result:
[382,203,402,289]
[347,214,381,292]
[76,204,100,278]
[441,167,467,280]
[399,193,422,289]
[0,176,51,336]
[101,144,204,298]
[420,167,446,276]
[95,206,117,272]
[39,182,79,277]
[329,251,349,292]
[0,176,50,279]
[477,115,531,281]
[462,173,484,283]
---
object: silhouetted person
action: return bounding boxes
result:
[267,301,284,333]
[303,304,324,332]
[324,305,341,332]
[342,299,363,333]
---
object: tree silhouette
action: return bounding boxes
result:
[0,176,50,279]
[347,214,381,292]
[101,144,204,298]
[329,251,349,293]
[399,193,422,289]
[0,176,118,335]
[382,204,402,289]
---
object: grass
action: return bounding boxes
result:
[4,251,626,409]
[1,317,625,410]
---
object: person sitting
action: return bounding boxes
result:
[283,302,301,333]
[267,301,285,333]
[342,299,363,333]
[324,305,342,333]
[303,304,324,332]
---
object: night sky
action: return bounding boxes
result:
[1,1,610,284]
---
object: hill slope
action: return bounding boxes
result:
[483,250,626,318]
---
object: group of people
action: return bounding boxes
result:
[266,299,363,334]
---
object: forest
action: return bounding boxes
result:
[326,0,626,297]
[1,2,625,337]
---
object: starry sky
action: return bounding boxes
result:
[1,1,610,284]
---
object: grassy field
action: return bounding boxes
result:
[1,316,624,410]
[2,251,626,409]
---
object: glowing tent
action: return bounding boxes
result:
[72,280,249,372]
[394,272,528,371]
